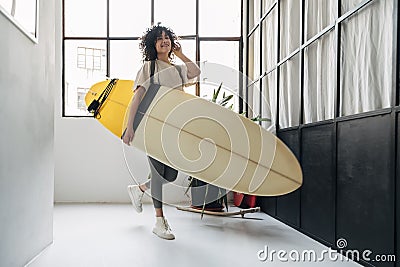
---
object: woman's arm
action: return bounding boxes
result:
[173,42,201,79]
[122,86,146,145]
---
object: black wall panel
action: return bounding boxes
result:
[258,197,276,216]
[258,113,397,267]
[301,124,335,244]
[276,130,301,227]
[337,114,395,266]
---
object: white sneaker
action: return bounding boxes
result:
[127,185,144,213]
[152,217,175,240]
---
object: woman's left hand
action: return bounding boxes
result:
[173,42,183,57]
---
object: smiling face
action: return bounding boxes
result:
[155,31,172,55]
[140,25,177,61]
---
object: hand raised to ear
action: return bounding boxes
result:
[173,41,183,57]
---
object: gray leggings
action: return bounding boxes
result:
[145,156,178,209]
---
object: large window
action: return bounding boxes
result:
[63,0,242,117]
[246,0,396,130]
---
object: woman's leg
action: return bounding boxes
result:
[139,178,151,192]
[147,157,178,240]
[148,157,178,215]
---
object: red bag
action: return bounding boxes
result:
[233,192,244,207]
[233,192,257,208]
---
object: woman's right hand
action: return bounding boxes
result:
[122,127,135,145]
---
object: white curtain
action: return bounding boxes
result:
[249,0,261,30]
[262,0,275,14]
[279,54,301,128]
[261,7,277,132]
[342,0,365,13]
[340,0,393,116]
[262,72,277,133]
[304,31,336,123]
[247,0,395,130]
[304,0,337,41]
[303,0,337,123]
[279,0,301,59]
[278,0,301,128]
[251,29,261,81]
[247,28,260,118]
[262,7,276,73]
[251,81,261,119]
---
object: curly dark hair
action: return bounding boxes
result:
[139,25,178,62]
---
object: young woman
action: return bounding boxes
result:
[122,25,201,240]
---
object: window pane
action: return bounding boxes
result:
[110,40,142,80]
[199,82,238,113]
[341,0,364,14]
[248,0,261,31]
[65,0,107,37]
[13,0,37,35]
[0,0,12,11]
[254,0,261,27]
[110,0,150,37]
[174,39,196,95]
[77,47,85,54]
[77,55,85,68]
[248,29,260,81]
[154,0,195,36]
[252,81,261,119]
[261,71,277,132]
[0,0,37,37]
[279,54,300,128]
[246,81,261,119]
[174,39,196,65]
[279,0,301,60]
[304,31,335,124]
[262,0,275,15]
[200,41,239,69]
[262,7,276,73]
[65,40,107,116]
[199,0,240,37]
[77,88,89,111]
[200,41,240,111]
[184,85,196,96]
[304,0,337,41]
[340,0,393,116]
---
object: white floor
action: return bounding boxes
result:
[28,203,362,267]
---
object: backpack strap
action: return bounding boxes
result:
[150,60,155,84]
[131,60,160,131]
[121,60,158,139]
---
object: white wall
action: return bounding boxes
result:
[0,1,55,266]
[54,117,190,204]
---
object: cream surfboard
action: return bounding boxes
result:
[86,79,303,196]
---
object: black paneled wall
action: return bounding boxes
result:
[276,130,301,228]
[259,113,397,267]
[301,123,335,244]
[336,115,395,266]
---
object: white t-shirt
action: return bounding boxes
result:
[133,59,197,92]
